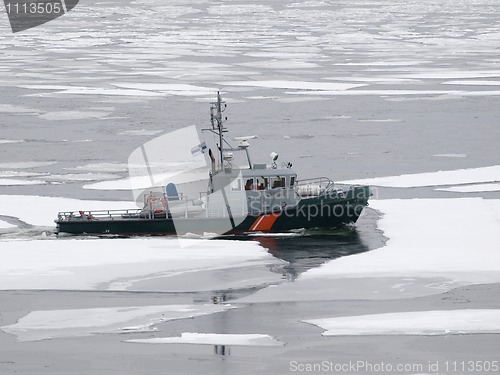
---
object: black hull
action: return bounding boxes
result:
[55,186,370,236]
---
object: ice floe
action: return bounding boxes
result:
[39,111,111,121]
[303,198,500,280]
[65,163,129,173]
[29,87,167,97]
[304,309,500,336]
[433,153,467,158]
[0,219,16,229]
[0,237,282,291]
[0,162,56,169]
[1,304,232,342]
[0,139,25,144]
[111,83,213,96]
[444,80,500,86]
[207,4,274,15]
[436,183,500,193]
[0,104,39,114]
[43,173,121,182]
[339,165,500,188]
[221,80,365,91]
[0,179,47,186]
[0,195,135,226]
[127,332,284,346]
[119,129,163,136]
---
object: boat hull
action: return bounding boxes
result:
[55,186,370,236]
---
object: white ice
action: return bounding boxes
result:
[437,183,500,193]
[127,332,284,347]
[0,162,56,169]
[0,236,281,291]
[0,179,47,186]
[433,153,467,158]
[0,104,39,114]
[112,83,213,96]
[304,309,500,336]
[339,165,500,188]
[0,171,47,178]
[221,80,366,91]
[31,87,167,97]
[303,199,500,280]
[39,111,111,121]
[286,89,468,96]
[0,139,25,144]
[443,80,500,86]
[119,129,163,136]
[0,195,135,227]
[1,304,232,342]
[0,220,15,229]
[65,163,129,173]
[43,173,120,182]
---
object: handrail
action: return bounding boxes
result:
[57,208,142,221]
[295,177,334,197]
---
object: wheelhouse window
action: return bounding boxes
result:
[256,176,268,190]
[244,178,254,190]
[290,176,296,187]
[270,176,286,189]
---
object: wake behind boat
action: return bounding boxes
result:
[55,93,370,236]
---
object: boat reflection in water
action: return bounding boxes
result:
[233,226,373,281]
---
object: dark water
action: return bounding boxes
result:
[230,207,384,281]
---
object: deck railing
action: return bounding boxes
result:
[294,177,335,197]
[57,208,143,221]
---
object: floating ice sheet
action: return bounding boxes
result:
[0,195,135,226]
[0,220,16,229]
[443,80,500,86]
[433,153,467,158]
[127,332,284,346]
[221,80,365,91]
[304,309,500,336]
[112,83,213,96]
[0,179,46,186]
[436,183,500,193]
[0,139,25,144]
[339,165,500,188]
[65,163,129,173]
[39,111,111,121]
[303,198,500,280]
[0,171,47,178]
[0,162,56,169]
[0,236,281,291]
[1,304,233,342]
[43,173,121,182]
[119,129,163,136]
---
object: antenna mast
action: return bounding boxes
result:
[210,91,227,169]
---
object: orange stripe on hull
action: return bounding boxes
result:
[250,213,279,231]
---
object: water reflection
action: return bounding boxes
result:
[256,229,370,279]
[214,345,230,356]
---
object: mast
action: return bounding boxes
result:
[210,91,227,169]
